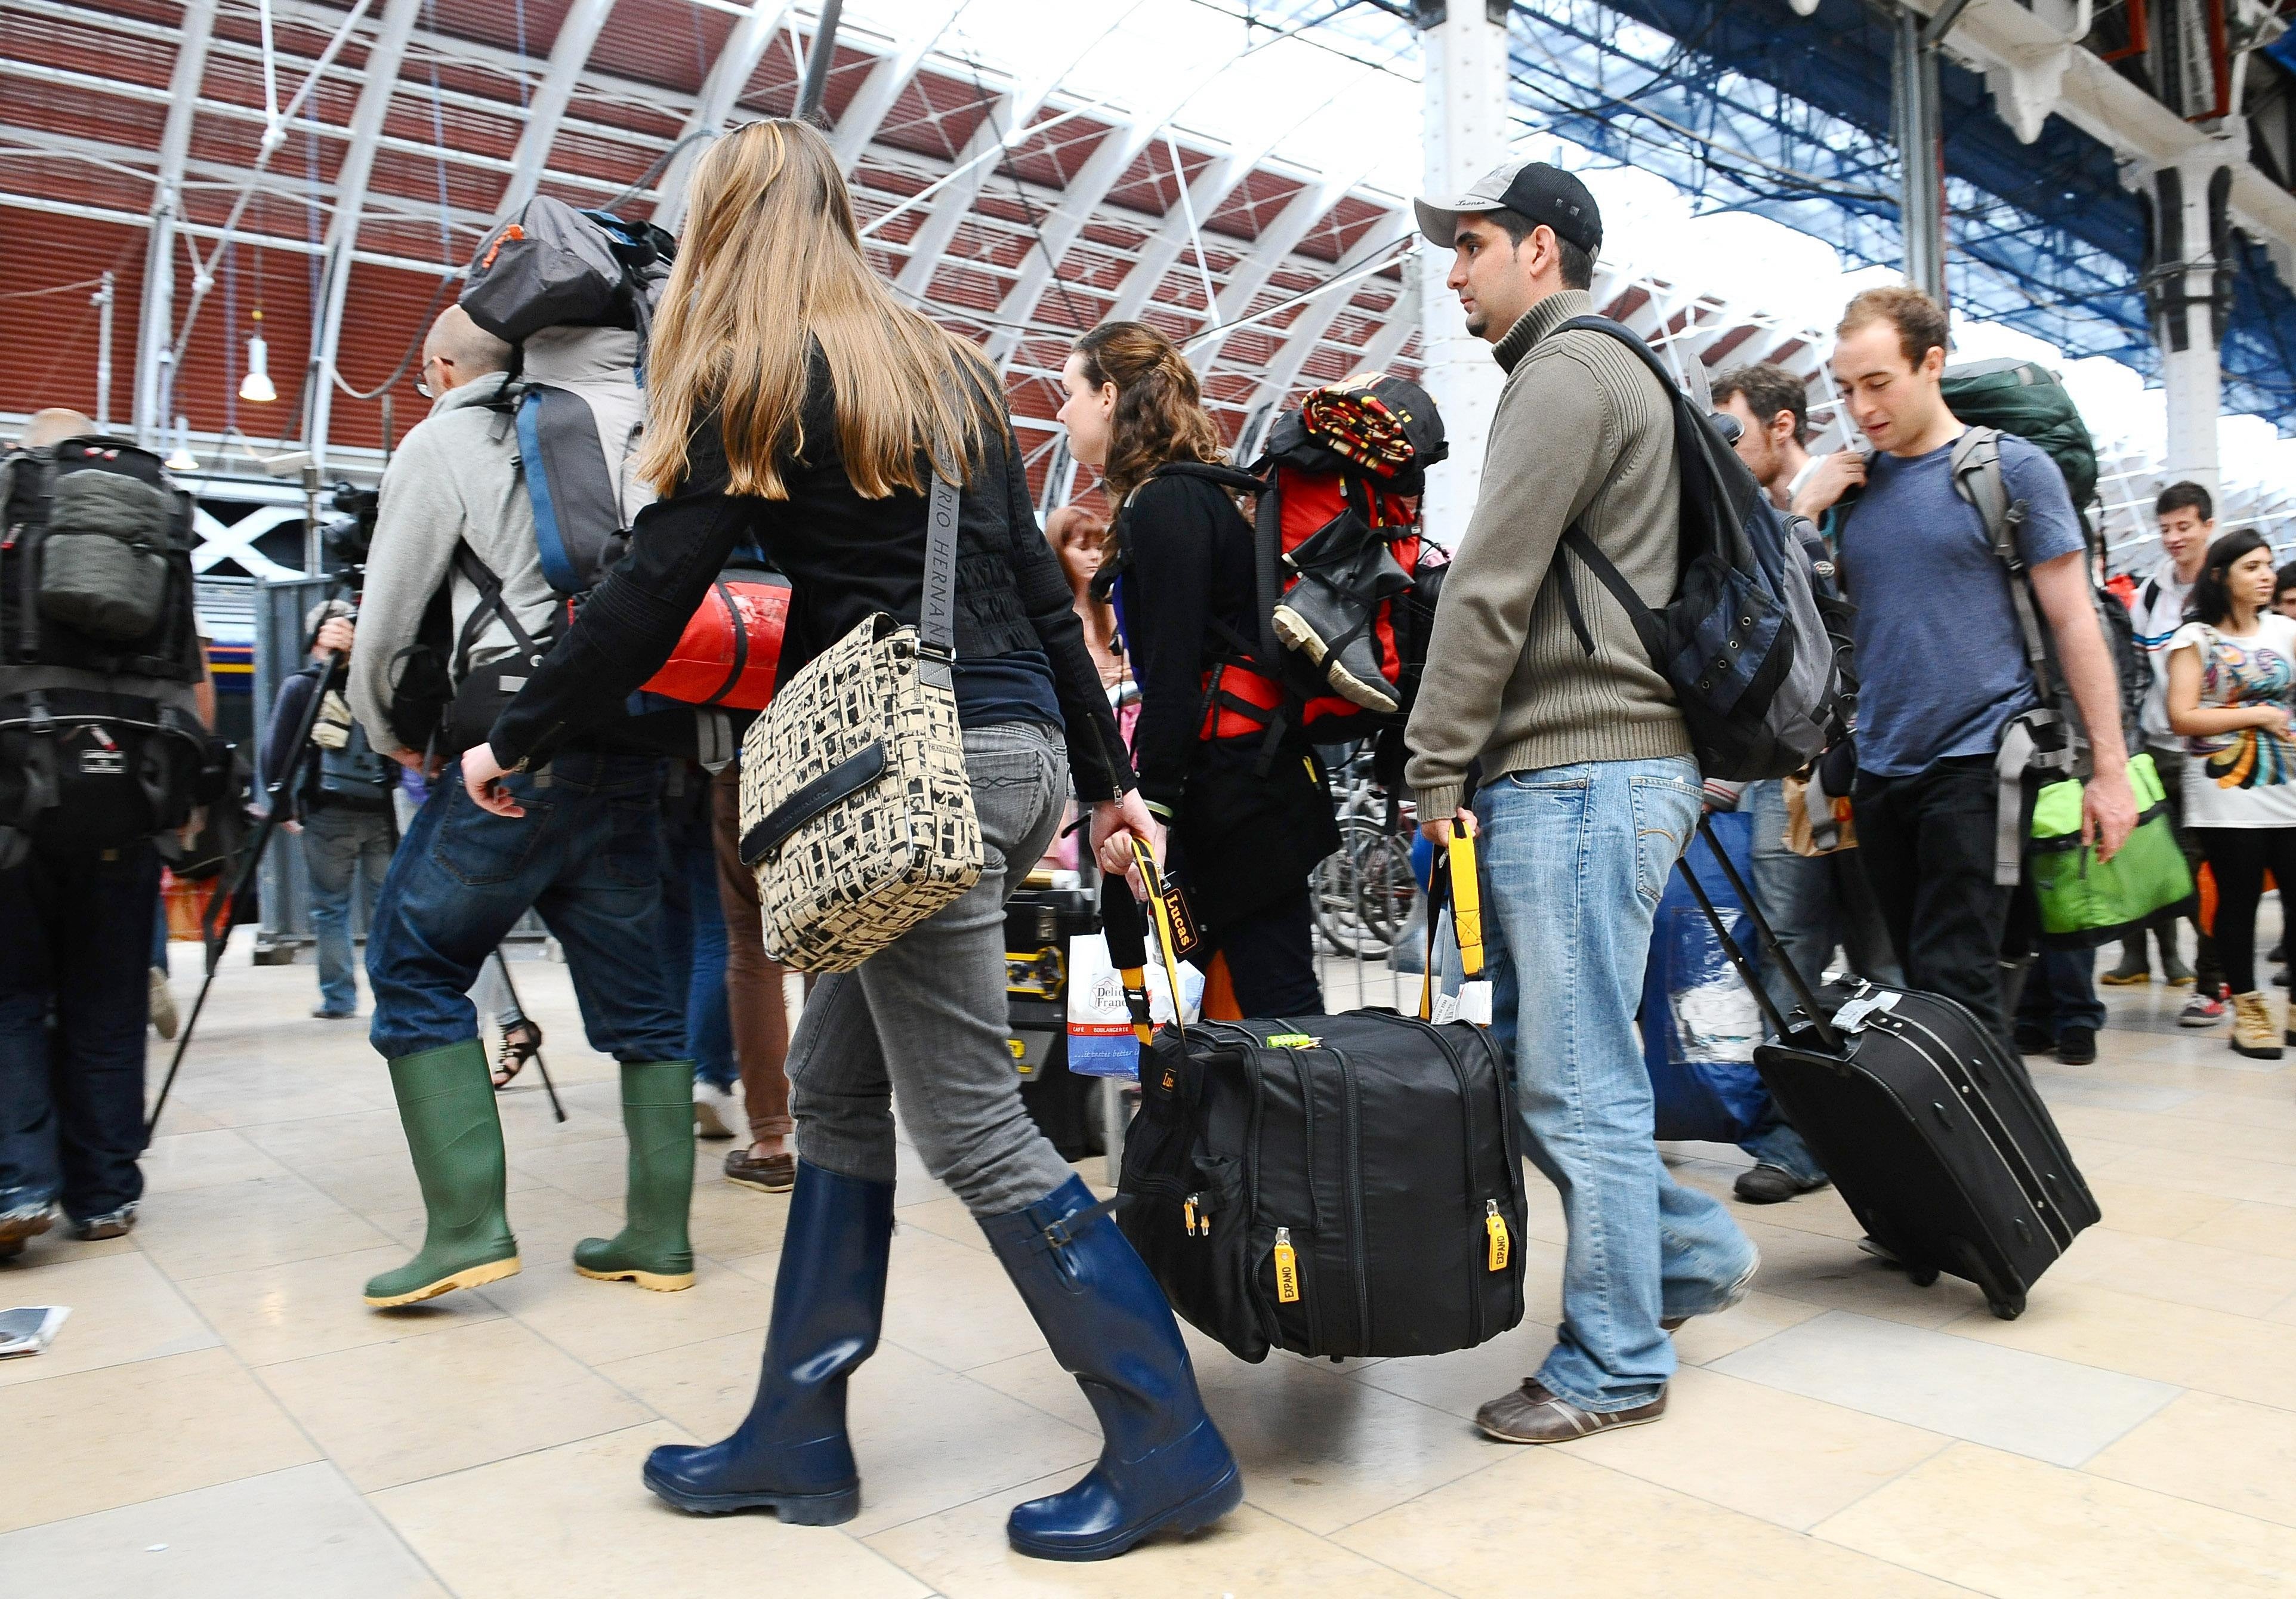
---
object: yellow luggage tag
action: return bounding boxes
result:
[1273,1227,1301,1303]
[1485,1200,1510,1272]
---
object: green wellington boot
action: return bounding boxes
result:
[364,1041,521,1308]
[575,1060,697,1292]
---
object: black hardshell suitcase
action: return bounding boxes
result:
[1680,816,2099,1320]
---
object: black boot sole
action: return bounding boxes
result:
[1007,1464,1243,1562]
[641,1461,860,1525]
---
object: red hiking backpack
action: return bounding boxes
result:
[1193,373,1450,751]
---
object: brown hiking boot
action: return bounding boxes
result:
[1474,1378,1666,1444]
[2230,992,2283,1061]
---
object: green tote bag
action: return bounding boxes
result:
[2026,753,2195,947]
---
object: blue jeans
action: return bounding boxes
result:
[1477,757,1757,1412]
[658,808,736,1090]
[0,842,160,1220]
[367,753,684,1063]
[302,805,394,1014]
[1736,779,1907,1188]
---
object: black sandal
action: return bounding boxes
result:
[493,1019,544,1089]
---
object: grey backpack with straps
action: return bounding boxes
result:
[1947,427,2147,886]
[0,437,212,868]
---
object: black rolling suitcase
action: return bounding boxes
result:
[1678,816,2099,1320]
[1005,884,1104,1160]
[1115,841,1530,1361]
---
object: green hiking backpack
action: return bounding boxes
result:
[1941,357,2100,514]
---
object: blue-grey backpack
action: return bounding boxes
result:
[1548,315,1856,783]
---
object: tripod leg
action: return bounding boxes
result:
[492,958,566,1123]
[153,643,347,1141]
[145,958,224,1142]
[149,807,291,1141]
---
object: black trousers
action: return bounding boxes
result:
[1208,882,1325,1018]
[1853,755,2029,1046]
[2192,828,2296,995]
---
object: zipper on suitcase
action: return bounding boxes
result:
[1329,1049,1374,1354]
[1403,1015,1496,1345]
[1891,1011,2075,1253]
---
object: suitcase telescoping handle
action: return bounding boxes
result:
[1679,813,1844,1054]
[1418,831,1486,1021]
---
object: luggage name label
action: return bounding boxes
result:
[1831,987,1902,1034]
[1273,1228,1301,1302]
[1266,1033,1316,1048]
[1485,1200,1510,1271]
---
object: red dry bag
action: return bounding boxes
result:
[637,570,791,711]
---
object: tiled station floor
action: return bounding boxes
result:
[4,940,2294,1597]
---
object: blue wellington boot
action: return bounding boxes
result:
[979,1175,1243,1561]
[640,1162,893,1524]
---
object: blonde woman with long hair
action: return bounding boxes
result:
[1058,321,1338,1015]
[460,121,1239,1560]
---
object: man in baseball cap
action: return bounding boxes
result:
[1417,159,1600,274]
[1406,153,1761,1450]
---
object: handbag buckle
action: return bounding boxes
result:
[915,637,955,689]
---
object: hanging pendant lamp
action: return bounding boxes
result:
[240,307,277,404]
[164,414,198,473]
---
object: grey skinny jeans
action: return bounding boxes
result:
[789,722,1075,1217]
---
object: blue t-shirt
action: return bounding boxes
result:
[1841,434,2085,777]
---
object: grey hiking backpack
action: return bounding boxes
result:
[1945,426,2147,885]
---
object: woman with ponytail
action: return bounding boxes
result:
[464,123,1239,1561]
[1059,321,1340,1015]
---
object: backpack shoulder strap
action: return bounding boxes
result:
[1949,427,2014,562]
[1951,425,2056,702]
[514,385,623,596]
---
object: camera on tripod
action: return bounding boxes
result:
[322,482,381,568]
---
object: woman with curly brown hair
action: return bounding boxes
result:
[1058,320,1339,1015]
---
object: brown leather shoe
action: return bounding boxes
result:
[723,1146,796,1193]
[1475,1378,1665,1444]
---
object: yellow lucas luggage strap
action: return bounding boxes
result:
[1418,830,1492,1026]
[1130,837,1190,1048]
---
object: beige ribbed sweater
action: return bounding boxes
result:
[1405,289,1692,821]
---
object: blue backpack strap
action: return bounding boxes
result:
[516,386,627,596]
[515,389,581,595]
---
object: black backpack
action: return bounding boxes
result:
[297,664,398,809]
[0,436,214,866]
[1548,316,1856,782]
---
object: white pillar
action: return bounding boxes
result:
[1415,2,1512,551]
[2155,141,2236,497]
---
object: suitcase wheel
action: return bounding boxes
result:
[1906,1264,1939,1289]
[1987,1290,2026,1322]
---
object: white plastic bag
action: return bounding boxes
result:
[1066,933,1202,1079]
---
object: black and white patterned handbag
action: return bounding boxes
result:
[735,475,983,973]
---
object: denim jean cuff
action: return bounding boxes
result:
[1535,1363,1665,1415]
